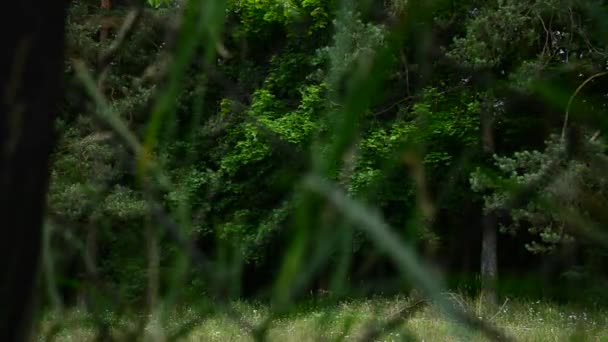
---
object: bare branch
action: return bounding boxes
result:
[98,8,144,71]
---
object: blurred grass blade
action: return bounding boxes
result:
[303,173,444,298]
[73,60,142,155]
[144,0,226,160]
[303,173,513,341]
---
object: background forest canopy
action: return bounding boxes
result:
[45,0,608,328]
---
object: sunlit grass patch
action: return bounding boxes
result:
[38,296,608,341]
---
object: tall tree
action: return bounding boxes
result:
[0,1,67,340]
[480,97,498,309]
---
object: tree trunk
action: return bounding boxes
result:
[146,222,159,312]
[480,213,498,309]
[100,0,113,41]
[480,101,498,310]
[0,1,67,341]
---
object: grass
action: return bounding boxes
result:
[38,295,608,341]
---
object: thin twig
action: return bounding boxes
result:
[536,14,551,64]
[372,95,413,117]
[98,8,143,71]
[561,71,608,141]
[489,298,510,321]
[356,300,427,342]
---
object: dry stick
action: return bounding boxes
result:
[98,7,143,71]
[138,12,183,85]
[489,298,510,322]
[372,95,413,117]
[355,300,427,342]
[145,218,160,325]
[97,7,143,99]
[401,51,411,97]
[536,14,552,65]
[42,222,62,312]
[561,71,608,141]
[568,7,575,50]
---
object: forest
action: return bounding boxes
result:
[2,0,608,340]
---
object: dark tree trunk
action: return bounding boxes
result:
[480,213,498,307]
[480,103,498,309]
[0,2,67,341]
[100,0,113,41]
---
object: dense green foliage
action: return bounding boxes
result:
[47,0,608,323]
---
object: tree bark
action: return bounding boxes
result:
[0,2,67,341]
[100,0,113,41]
[480,213,498,309]
[480,103,498,310]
